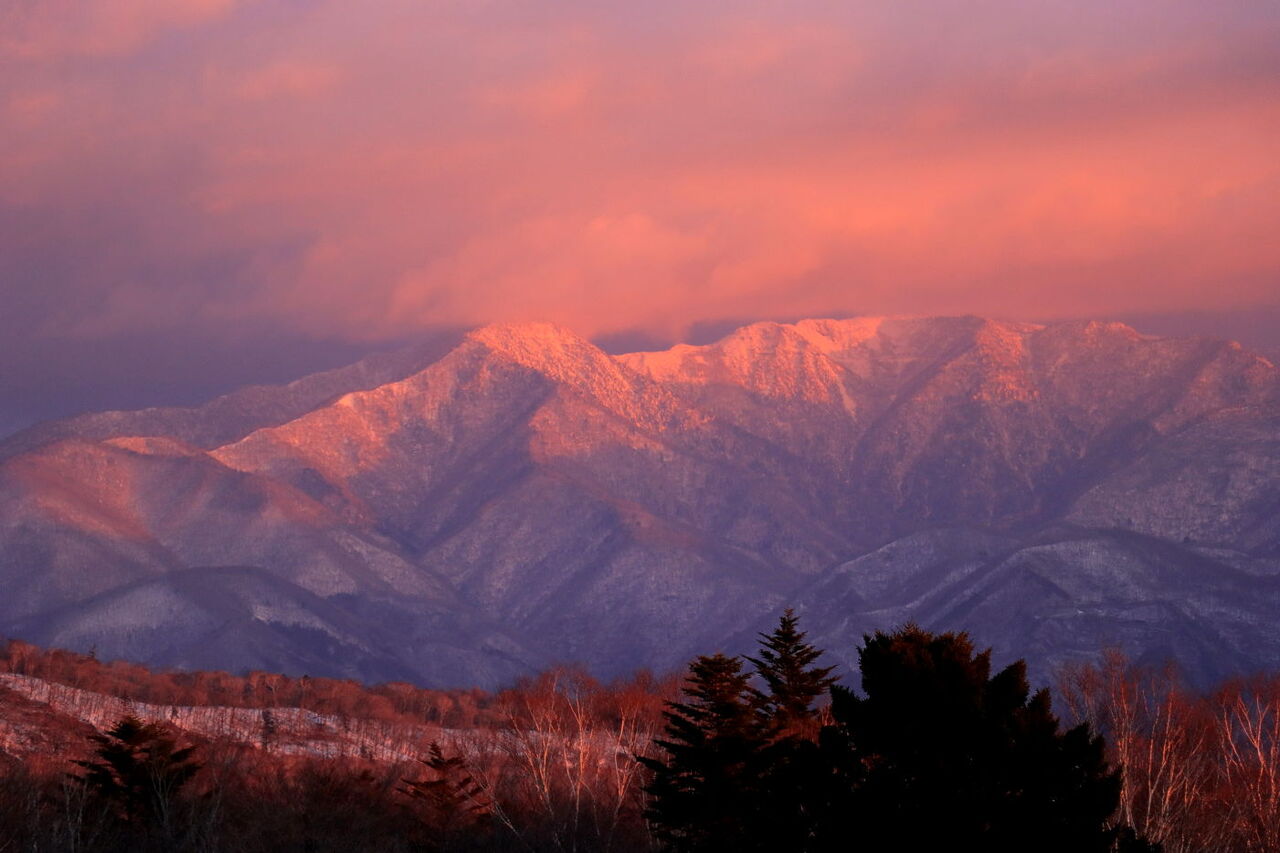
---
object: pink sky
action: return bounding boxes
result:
[2,0,1278,428]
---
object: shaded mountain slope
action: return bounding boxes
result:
[0,330,466,459]
[794,526,1280,687]
[1,316,1277,686]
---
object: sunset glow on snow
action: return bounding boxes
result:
[2,0,1278,428]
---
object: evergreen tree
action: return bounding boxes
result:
[747,608,837,737]
[640,653,766,851]
[821,625,1128,852]
[643,619,1154,853]
[400,742,492,849]
[746,610,841,851]
[644,614,839,852]
[73,715,201,845]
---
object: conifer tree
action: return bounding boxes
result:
[822,625,1129,852]
[400,742,491,848]
[747,608,837,737]
[644,614,839,852]
[643,619,1155,853]
[743,610,840,850]
[74,715,201,844]
[640,653,765,851]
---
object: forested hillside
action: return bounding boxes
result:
[2,627,1278,851]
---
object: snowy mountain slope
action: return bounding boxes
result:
[0,331,466,459]
[1,316,1278,686]
[793,526,1280,687]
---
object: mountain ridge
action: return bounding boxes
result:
[2,315,1277,687]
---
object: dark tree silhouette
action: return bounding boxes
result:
[400,741,492,848]
[746,609,840,850]
[641,653,766,851]
[822,625,1134,852]
[643,612,839,852]
[642,619,1155,853]
[747,608,837,737]
[73,715,201,844]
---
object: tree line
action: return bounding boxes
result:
[2,618,1279,850]
[0,640,506,729]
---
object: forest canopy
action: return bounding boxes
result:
[3,619,1278,850]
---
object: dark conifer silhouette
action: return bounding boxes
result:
[643,612,839,852]
[822,625,1132,852]
[747,608,837,737]
[400,741,492,847]
[73,715,201,845]
[640,653,765,851]
[746,609,839,850]
[642,619,1155,853]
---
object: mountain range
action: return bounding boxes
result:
[2,315,1277,688]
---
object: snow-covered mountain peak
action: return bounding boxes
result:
[3,314,1280,689]
[788,316,890,353]
[617,321,856,409]
[618,315,1029,404]
[467,321,601,368]
[462,320,701,430]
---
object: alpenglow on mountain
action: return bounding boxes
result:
[1,316,1277,687]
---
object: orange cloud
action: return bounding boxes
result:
[233,61,341,102]
[5,91,61,126]
[1,0,1277,349]
[1,0,246,60]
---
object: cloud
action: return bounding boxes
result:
[232,61,341,101]
[1,0,246,60]
[1,0,1277,357]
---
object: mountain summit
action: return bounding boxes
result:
[1,316,1277,687]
